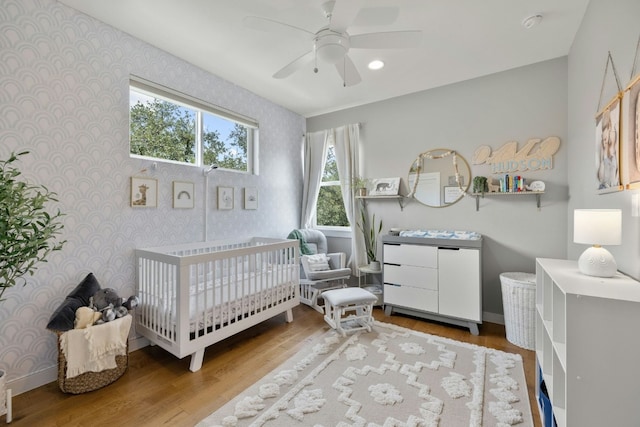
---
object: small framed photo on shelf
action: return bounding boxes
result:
[368,177,400,196]
[217,186,234,210]
[173,181,194,209]
[244,187,258,210]
[130,176,157,208]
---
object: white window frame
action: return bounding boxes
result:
[129,76,259,174]
[314,143,350,235]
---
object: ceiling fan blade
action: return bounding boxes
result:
[350,30,422,49]
[329,0,365,33]
[273,50,315,79]
[243,16,314,39]
[353,7,399,27]
[335,54,362,87]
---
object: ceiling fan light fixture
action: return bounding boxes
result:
[368,60,384,70]
[316,32,349,64]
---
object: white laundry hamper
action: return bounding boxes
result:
[500,272,536,350]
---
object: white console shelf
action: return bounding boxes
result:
[535,258,640,427]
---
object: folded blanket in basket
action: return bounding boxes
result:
[59,314,132,379]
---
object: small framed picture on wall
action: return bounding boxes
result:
[131,176,157,208]
[173,181,194,209]
[244,187,258,210]
[217,186,234,210]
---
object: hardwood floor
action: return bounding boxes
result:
[7,305,541,426]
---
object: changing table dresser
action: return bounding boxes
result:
[382,230,482,335]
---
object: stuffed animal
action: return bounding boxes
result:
[90,288,139,325]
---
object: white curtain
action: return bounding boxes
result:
[330,124,367,275]
[300,130,328,229]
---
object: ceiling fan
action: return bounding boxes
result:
[243,0,422,86]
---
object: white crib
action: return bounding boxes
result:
[135,237,299,372]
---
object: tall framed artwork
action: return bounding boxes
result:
[623,73,640,189]
[595,93,623,194]
[217,186,234,210]
[130,176,158,207]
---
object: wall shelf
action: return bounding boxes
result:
[357,195,409,211]
[471,191,543,211]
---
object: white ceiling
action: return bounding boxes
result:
[58,0,589,118]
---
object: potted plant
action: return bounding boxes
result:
[352,176,368,197]
[0,151,66,420]
[358,207,383,270]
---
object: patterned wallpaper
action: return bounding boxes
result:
[0,0,304,392]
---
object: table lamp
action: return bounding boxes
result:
[573,209,621,277]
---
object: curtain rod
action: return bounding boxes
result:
[303,122,361,136]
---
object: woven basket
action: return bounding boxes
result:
[500,272,536,350]
[55,331,128,394]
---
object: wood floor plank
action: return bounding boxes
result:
[6,305,541,426]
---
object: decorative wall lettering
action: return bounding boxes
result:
[472,136,560,173]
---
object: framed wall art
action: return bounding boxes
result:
[595,94,623,194]
[173,181,194,209]
[623,73,640,189]
[368,177,400,196]
[130,176,157,208]
[244,187,258,210]
[217,186,234,210]
[443,186,463,204]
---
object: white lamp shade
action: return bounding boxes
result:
[574,209,621,246]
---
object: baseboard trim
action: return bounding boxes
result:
[483,311,504,325]
[8,336,150,396]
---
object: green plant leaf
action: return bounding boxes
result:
[0,151,66,302]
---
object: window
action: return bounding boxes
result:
[316,145,349,228]
[129,77,258,173]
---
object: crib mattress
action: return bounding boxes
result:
[140,266,298,333]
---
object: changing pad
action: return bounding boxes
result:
[399,230,481,240]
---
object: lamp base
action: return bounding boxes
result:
[578,246,617,278]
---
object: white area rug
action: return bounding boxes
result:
[197,321,533,427]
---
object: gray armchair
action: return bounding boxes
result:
[288,229,351,312]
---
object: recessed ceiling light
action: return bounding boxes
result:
[522,14,543,29]
[368,60,385,70]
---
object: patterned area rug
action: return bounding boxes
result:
[197,321,533,427]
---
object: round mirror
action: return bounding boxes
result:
[407,149,471,207]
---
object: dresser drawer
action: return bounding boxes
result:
[384,264,437,290]
[384,244,437,267]
[384,284,438,312]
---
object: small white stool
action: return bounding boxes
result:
[322,287,377,336]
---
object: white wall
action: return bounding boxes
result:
[0,0,304,393]
[307,58,569,318]
[567,0,640,280]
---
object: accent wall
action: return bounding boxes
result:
[0,0,304,394]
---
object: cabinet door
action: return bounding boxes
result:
[438,248,481,321]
